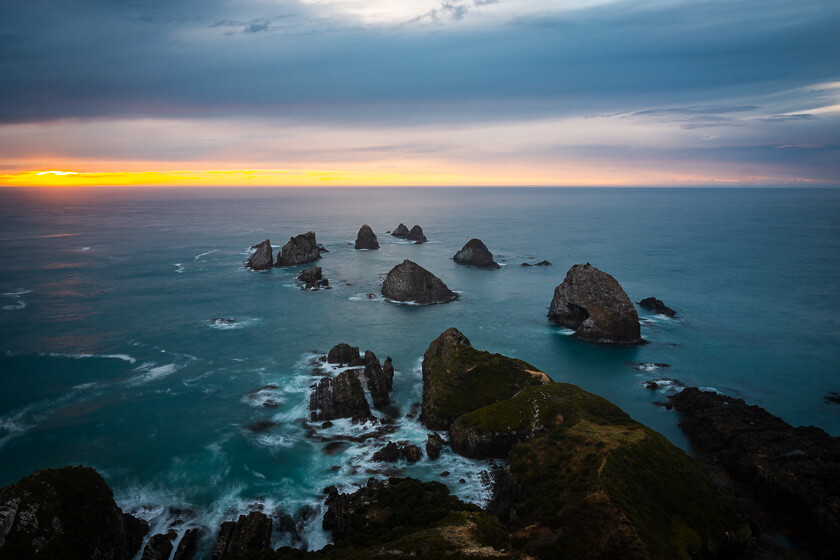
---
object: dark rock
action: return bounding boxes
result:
[407,225,427,243]
[309,370,372,422]
[141,530,177,560]
[246,420,279,433]
[364,293,376,299]
[520,262,532,267]
[326,343,364,367]
[297,265,328,290]
[323,442,348,456]
[458,479,466,484]
[670,387,840,556]
[420,328,551,431]
[381,259,456,305]
[426,433,444,460]
[247,239,273,270]
[275,232,321,267]
[547,263,642,344]
[372,442,422,463]
[825,391,840,404]
[172,528,200,560]
[382,356,395,391]
[453,238,500,269]
[638,296,677,317]
[439,471,450,477]
[643,381,660,390]
[321,421,333,429]
[212,511,272,560]
[401,444,422,462]
[211,317,236,326]
[363,350,390,408]
[391,223,410,237]
[0,466,148,560]
[273,510,301,544]
[317,243,329,253]
[354,224,379,250]
[534,260,552,266]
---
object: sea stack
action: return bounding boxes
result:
[276,232,321,267]
[354,224,379,250]
[391,223,409,237]
[453,238,500,269]
[381,260,456,305]
[246,239,273,270]
[547,263,641,344]
[407,225,427,243]
[638,296,677,317]
[297,265,328,290]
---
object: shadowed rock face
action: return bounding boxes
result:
[453,238,500,269]
[670,387,840,556]
[391,223,409,237]
[354,224,379,250]
[381,259,456,305]
[638,296,676,317]
[327,343,364,367]
[548,263,641,344]
[372,441,422,463]
[0,466,148,559]
[276,232,321,267]
[309,370,372,422]
[246,239,273,270]
[297,265,328,290]
[363,350,390,408]
[426,433,444,460]
[212,511,272,560]
[407,225,427,243]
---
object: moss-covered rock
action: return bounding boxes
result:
[420,328,551,430]
[0,466,148,559]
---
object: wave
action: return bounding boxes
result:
[174,263,185,274]
[206,317,260,330]
[44,352,137,365]
[194,249,217,261]
[2,289,31,310]
[126,362,181,386]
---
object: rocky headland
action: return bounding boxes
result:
[276,232,321,267]
[548,263,642,344]
[381,259,456,305]
[453,238,500,269]
[354,224,379,250]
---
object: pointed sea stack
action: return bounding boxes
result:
[309,369,372,422]
[548,263,641,344]
[453,238,500,269]
[407,225,427,243]
[381,260,456,305]
[391,223,409,237]
[276,232,321,267]
[246,239,273,270]
[354,224,379,250]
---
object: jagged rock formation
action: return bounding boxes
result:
[246,239,273,270]
[548,263,641,344]
[391,223,410,237]
[426,433,444,460]
[212,511,272,560]
[173,528,200,560]
[326,343,364,367]
[372,442,422,463]
[354,224,379,250]
[309,370,372,423]
[638,296,677,317]
[363,350,390,408]
[297,265,328,290]
[141,531,177,560]
[670,387,840,557]
[0,466,148,559]
[407,225,427,243]
[453,238,500,269]
[420,328,550,431]
[381,259,456,305]
[382,356,395,392]
[276,232,321,267]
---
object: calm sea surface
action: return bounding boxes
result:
[1,186,839,551]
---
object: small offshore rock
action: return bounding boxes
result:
[825,391,840,405]
[426,433,444,460]
[317,243,329,253]
[246,239,273,270]
[211,317,235,326]
[638,296,677,317]
[453,238,500,269]
[297,265,329,290]
[275,232,321,267]
[407,225,427,243]
[391,223,410,237]
[534,260,552,266]
[548,263,642,344]
[372,442,422,463]
[520,262,532,267]
[381,259,456,305]
[326,343,364,367]
[354,224,380,250]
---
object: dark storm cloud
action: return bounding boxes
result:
[0,0,837,126]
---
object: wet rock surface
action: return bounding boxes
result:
[212,511,272,560]
[363,350,390,408]
[426,432,444,460]
[309,370,372,422]
[381,259,456,305]
[246,239,273,270]
[453,238,500,269]
[548,263,642,344]
[141,530,177,560]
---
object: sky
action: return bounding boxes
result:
[1,0,839,187]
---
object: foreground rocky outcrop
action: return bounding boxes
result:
[638,297,677,317]
[421,328,551,431]
[453,238,500,269]
[212,511,271,560]
[309,370,372,423]
[548,263,642,344]
[297,265,329,290]
[354,225,379,250]
[276,232,321,267]
[670,387,840,556]
[381,260,456,305]
[247,239,273,270]
[0,466,148,559]
[407,225,427,243]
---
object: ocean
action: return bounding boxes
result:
[1,186,838,553]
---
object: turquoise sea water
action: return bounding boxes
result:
[1,187,839,553]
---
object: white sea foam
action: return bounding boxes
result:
[348,293,382,302]
[81,246,91,251]
[174,263,185,273]
[127,362,180,386]
[206,317,259,330]
[45,352,137,364]
[1,289,31,310]
[194,249,217,261]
